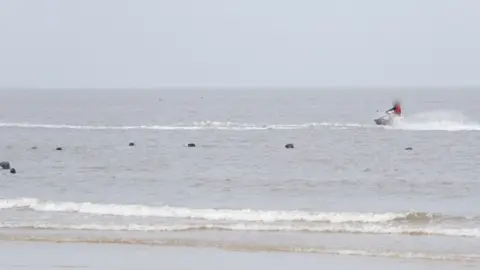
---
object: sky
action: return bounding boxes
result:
[1,0,479,89]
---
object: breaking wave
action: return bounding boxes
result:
[0,197,447,224]
[1,222,478,238]
[1,198,478,238]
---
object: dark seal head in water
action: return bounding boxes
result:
[0,161,11,170]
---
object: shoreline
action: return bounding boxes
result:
[0,240,478,270]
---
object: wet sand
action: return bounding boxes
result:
[0,240,478,270]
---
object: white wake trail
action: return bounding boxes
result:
[0,121,366,131]
[388,110,480,131]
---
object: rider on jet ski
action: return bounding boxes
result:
[386,101,402,116]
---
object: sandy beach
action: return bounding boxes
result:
[1,240,478,270]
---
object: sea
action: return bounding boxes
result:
[0,88,479,269]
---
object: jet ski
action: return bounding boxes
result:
[374,113,403,126]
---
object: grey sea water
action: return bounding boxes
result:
[0,88,479,268]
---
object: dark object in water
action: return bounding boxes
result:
[10,168,16,174]
[285,144,294,149]
[0,161,11,170]
[186,143,196,147]
[56,147,63,151]
[129,142,135,146]
[405,147,413,150]
[31,146,38,150]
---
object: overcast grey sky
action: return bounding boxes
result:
[1,1,479,89]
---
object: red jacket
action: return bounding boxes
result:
[388,105,402,115]
[394,105,401,115]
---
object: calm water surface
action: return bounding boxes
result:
[0,88,479,267]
